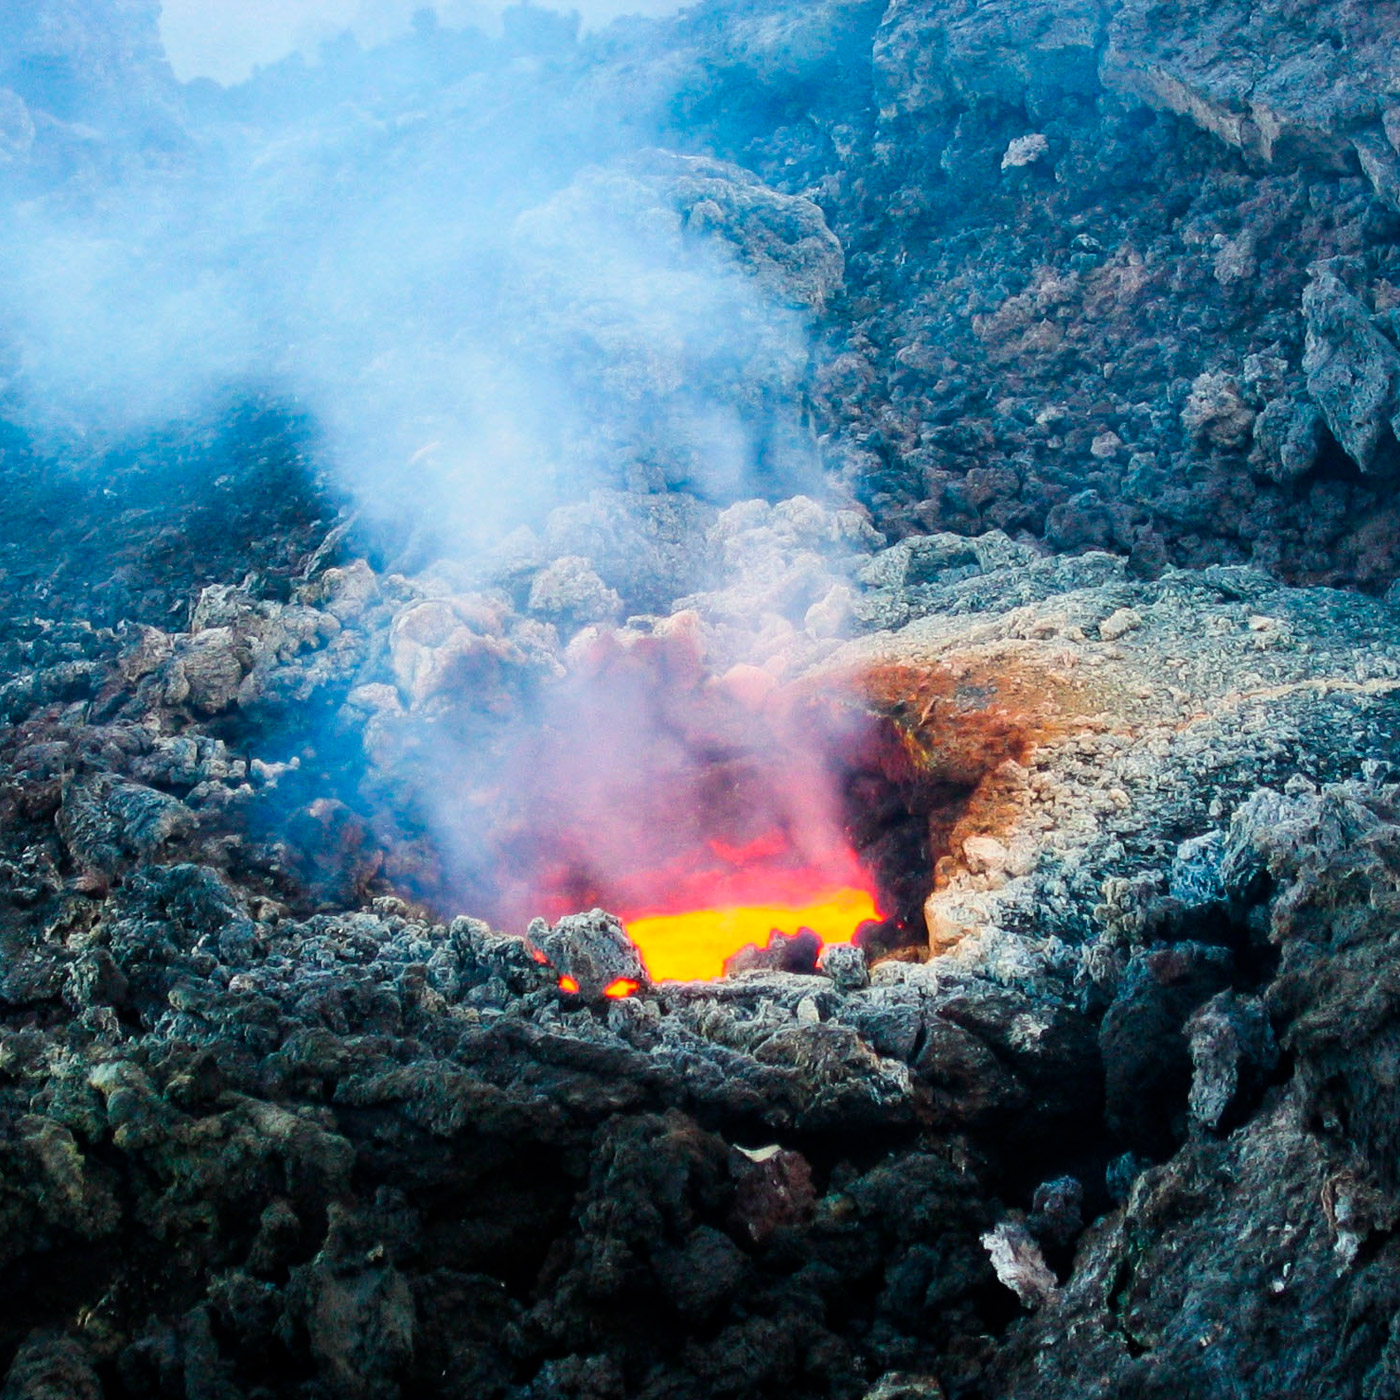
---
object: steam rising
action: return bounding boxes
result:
[1,3,868,939]
[1,12,829,548]
[449,618,878,933]
[160,0,687,85]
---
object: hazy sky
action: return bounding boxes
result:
[159,0,682,84]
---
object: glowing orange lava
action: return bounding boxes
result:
[624,886,882,982]
[558,975,580,994]
[603,978,641,999]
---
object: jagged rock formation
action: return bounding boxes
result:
[989,776,1400,1399]
[9,0,1400,586]
[815,0,1400,587]
[838,538,1400,961]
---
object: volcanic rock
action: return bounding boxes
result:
[862,1377,946,1400]
[1102,0,1394,175]
[1,1331,103,1400]
[628,150,846,313]
[979,1219,1058,1310]
[1026,1175,1084,1251]
[825,539,1400,975]
[526,556,623,628]
[820,941,870,990]
[1303,265,1400,472]
[6,0,1400,1396]
[1100,942,1235,1158]
[1185,989,1278,1135]
[533,909,649,1001]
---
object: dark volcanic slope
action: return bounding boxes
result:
[680,0,1400,589]
[9,0,1400,593]
[3,3,1400,1400]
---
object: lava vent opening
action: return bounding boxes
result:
[434,623,1042,981]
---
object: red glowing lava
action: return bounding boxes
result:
[473,616,896,982]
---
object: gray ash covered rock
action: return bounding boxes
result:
[531,909,648,1000]
[0,872,1025,1397]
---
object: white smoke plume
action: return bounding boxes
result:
[0,3,835,558]
[0,0,878,937]
[160,0,687,85]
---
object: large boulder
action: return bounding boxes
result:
[1303,266,1400,473]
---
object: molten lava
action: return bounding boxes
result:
[473,618,903,983]
[624,884,882,982]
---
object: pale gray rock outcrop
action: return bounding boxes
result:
[875,0,1105,122]
[1102,0,1400,179]
[1303,264,1400,472]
